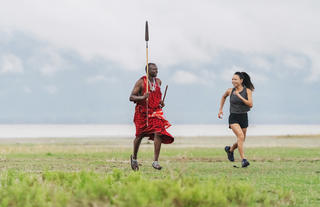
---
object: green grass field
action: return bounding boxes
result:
[0,136,319,207]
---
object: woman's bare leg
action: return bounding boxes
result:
[230,124,246,160]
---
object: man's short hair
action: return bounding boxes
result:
[145,63,157,71]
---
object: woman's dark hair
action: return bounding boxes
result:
[234,72,255,91]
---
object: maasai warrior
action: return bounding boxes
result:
[129,63,174,171]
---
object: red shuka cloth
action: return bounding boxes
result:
[133,76,174,144]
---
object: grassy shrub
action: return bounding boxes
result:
[0,169,292,207]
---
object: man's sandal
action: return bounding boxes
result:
[152,161,162,170]
[130,155,139,171]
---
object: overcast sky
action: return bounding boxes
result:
[0,0,319,124]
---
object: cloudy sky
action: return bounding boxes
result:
[0,0,319,124]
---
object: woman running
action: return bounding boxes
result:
[218,72,254,167]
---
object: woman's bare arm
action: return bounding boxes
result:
[234,88,253,108]
[218,88,232,118]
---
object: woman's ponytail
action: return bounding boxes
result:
[234,72,255,91]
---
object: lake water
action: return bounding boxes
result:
[0,124,319,138]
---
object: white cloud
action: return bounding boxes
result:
[0,54,24,74]
[283,55,307,70]
[45,85,58,94]
[297,50,320,82]
[86,75,118,84]
[221,66,244,81]
[172,69,215,85]
[24,46,70,77]
[172,70,200,85]
[0,0,319,83]
[38,48,68,76]
[199,70,216,84]
[40,65,60,76]
[246,71,268,83]
[221,65,268,84]
[0,0,319,75]
[251,57,272,71]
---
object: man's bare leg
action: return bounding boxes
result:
[133,136,143,160]
[131,136,143,171]
[152,133,162,170]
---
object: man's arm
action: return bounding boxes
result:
[129,79,149,102]
[157,78,166,108]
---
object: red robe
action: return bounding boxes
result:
[133,76,174,144]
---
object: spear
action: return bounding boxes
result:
[145,21,149,126]
[162,85,168,103]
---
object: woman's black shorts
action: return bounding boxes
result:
[229,113,248,129]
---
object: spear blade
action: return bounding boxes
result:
[145,21,149,42]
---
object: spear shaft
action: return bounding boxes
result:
[162,85,168,103]
[145,21,149,126]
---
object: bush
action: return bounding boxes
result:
[0,169,290,207]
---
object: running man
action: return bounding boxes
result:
[129,63,174,171]
[218,72,254,167]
